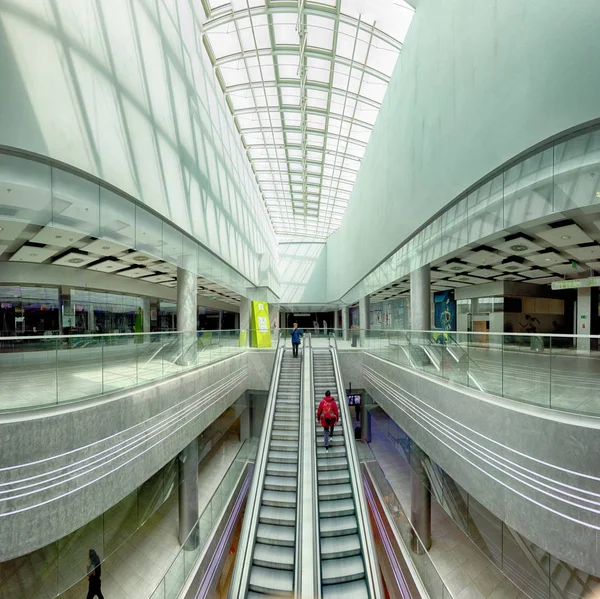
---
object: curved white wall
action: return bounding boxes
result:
[0,0,277,288]
[327,0,600,300]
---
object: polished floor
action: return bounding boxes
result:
[367,415,526,599]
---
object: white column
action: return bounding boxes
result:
[342,307,349,341]
[177,267,197,365]
[359,296,370,347]
[142,298,151,333]
[239,297,250,347]
[178,438,199,549]
[577,287,591,353]
[410,265,431,331]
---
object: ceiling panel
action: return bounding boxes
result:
[9,245,60,263]
[52,252,99,268]
[536,224,593,247]
[29,226,85,247]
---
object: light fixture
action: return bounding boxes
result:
[561,235,570,240]
[133,255,148,262]
[102,246,111,251]
[544,258,551,262]
[510,244,528,252]
[596,191,600,198]
[68,258,84,264]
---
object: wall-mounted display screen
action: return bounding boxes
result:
[347,394,361,406]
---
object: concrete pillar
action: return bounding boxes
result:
[177,267,197,365]
[409,443,432,554]
[240,406,250,442]
[239,297,250,347]
[360,400,371,443]
[88,304,95,333]
[410,265,431,331]
[142,298,151,333]
[178,438,199,549]
[359,296,370,347]
[342,307,349,341]
[577,287,591,353]
[218,310,223,331]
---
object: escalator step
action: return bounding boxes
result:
[318,469,350,485]
[322,555,365,585]
[319,515,358,537]
[319,498,355,518]
[264,475,297,491]
[317,457,348,471]
[266,462,297,477]
[260,505,296,526]
[321,534,361,559]
[249,565,293,595]
[253,543,294,571]
[321,578,369,598]
[268,450,298,464]
[262,489,297,508]
[318,483,353,501]
[256,523,295,547]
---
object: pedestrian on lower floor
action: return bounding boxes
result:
[317,390,339,453]
[86,549,105,599]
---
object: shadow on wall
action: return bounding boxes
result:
[278,242,328,303]
[0,0,278,285]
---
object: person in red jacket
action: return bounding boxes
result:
[317,390,339,453]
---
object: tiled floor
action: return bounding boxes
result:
[0,429,243,599]
[368,416,526,599]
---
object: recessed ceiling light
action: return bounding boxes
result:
[29,253,38,257]
[510,244,528,252]
[544,258,551,262]
[596,191,600,198]
[68,258,85,264]
[133,256,148,262]
[561,235,570,240]
[55,235,62,239]
[102,246,111,250]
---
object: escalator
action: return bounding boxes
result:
[313,347,382,598]
[229,341,302,598]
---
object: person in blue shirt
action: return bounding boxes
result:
[290,322,304,358]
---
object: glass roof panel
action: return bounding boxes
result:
[200,0,414,239]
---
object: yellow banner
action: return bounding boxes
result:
[251,301,271,348]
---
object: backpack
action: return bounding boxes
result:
[322,399,337,426]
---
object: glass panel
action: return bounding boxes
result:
[502,526,549,599]
[100,187,135,246]
[57,513,104,594]
[553,130,600,212]
[0,542,58,599]
[504,148,554,227]
[441,197,468,255]
[468,173,504,243]
[135,205,163,259]
[52,168,100,237]
[103,489,139,558]
[57,337,103,403]
[502,335,550,407]
[467,496,503,568]
[102,334,138,394]
[0,154,52,226]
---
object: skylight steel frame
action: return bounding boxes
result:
[199,0,408,239]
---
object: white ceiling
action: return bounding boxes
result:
[200,0,414,239]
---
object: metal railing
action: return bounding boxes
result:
[227,331,285,598]
[328,334,384,598]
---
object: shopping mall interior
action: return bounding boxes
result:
[1,1,600,598]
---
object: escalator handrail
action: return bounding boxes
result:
[295,333,322,598]
[228,332,284,599]
[329,339,384,599]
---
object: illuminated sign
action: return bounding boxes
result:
[551,277,600,290]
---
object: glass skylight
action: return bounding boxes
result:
[200,0,414,239]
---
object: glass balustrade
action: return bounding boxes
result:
[0,329,279,411]
[326,328,600,416]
